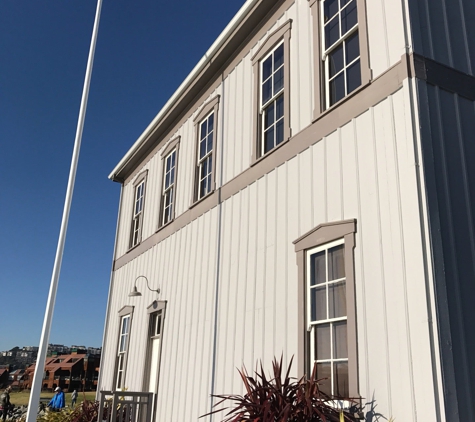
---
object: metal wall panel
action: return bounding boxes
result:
[408,0,475,75]
[417,81,475,421]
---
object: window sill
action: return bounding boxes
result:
[127,242,142,254]
[314,80,371,124]
[251,136,291,167]
[156,219,174,234]
[189,190,215,209]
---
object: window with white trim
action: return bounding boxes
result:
[260,42,285,154]
[307,239,348,396]
[130,173,147,248]
[322,0,361,107]
[197,112,214,199]
[294,220,358,399]
[251,20,291,163]
[116,314,130,389]
[161,149,177,226]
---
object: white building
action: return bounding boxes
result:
[97,0,475,420]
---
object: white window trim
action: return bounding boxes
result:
[129,171,148,249]
[197,111,215,200]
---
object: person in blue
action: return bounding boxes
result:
[48,387,65,412]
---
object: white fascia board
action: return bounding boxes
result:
[108,0,260,181]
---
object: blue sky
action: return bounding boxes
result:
[0,0,244,352]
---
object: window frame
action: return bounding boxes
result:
[309,0,371,118]
[251,20,292,165]
[129,171,148,249]
[192,96,220,204]
[114,305,134,390]
[294,219,358,398]
[158,136,180,229]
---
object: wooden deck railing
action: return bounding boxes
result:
[97,390,153,422]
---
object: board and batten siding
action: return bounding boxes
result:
[417,81,475,421]
[100,83,441,421]
[408,0,475,76]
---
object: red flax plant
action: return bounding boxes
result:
[201,356,361,422]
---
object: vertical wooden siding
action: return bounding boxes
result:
[101,85,440,421]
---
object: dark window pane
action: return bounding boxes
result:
[274,67,284,94]
[334,362,349,397]
[208,113,214,132]
[345,31,360,63]
[315,324,331,360]
[310,251,326,285]
[329,44,344,77]
[276,95,284,119]
[165,173,170,189]
[276,119,284,145]
[264,103,275,128]
[329,72,345,105]
[329,281,346,318]
[262,55,273,81]
[208,155,213,174]
[325,16,340,49]
[316,363,332,395]
[333,321,348,359]
[156,314,162,335]
[324,0,339,21]
[200,121,207,140]
[274,44,284,69]
[347,59,361,94]
[166,156,171,172]
[200,139,206,159]
[262,79,272,104]
[170,168,175,184]
[311,285,327,321]
[328,245,345,280]
[207,133,213,153]
[341,1,357,35]
[200,161,207,179]
[164,191,171,207]
[264,127,274,153]
[171,151,175,167]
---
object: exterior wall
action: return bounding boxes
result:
[100,84,441,421]
[97,0,459,421]
[417,81,475,421]
[408,0,475,76]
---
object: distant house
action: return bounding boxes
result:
[23,353,100,391]
[8,369,24,390]
[97,0,475,420]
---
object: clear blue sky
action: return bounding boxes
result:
[0,0,244,352]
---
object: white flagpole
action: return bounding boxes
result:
[26,0,103,420]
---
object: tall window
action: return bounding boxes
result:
[116,314,130,389]
[251,20,291,163]
[130,172,147,248]
[260,43,284,155]
[161,149,176,226]
[294,220,358,398]
[197,112,214,199]
[323,0,361,106]
[307,239,348,396]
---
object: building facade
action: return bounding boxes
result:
[98,0,475,421]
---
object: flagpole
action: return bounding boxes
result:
[25,0,103,420]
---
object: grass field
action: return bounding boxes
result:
[9,391,97,407]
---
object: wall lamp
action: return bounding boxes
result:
[128,275,160,297]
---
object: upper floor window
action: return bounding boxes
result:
[130,172,147,248]
[192,96,219,203]
[251,20,291,163]
[158,136,180,228]
[197,112,214,199]
[309,0,370,116]
[260,43,284,154]
[162,149,176,226]
[323,0,360,106]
